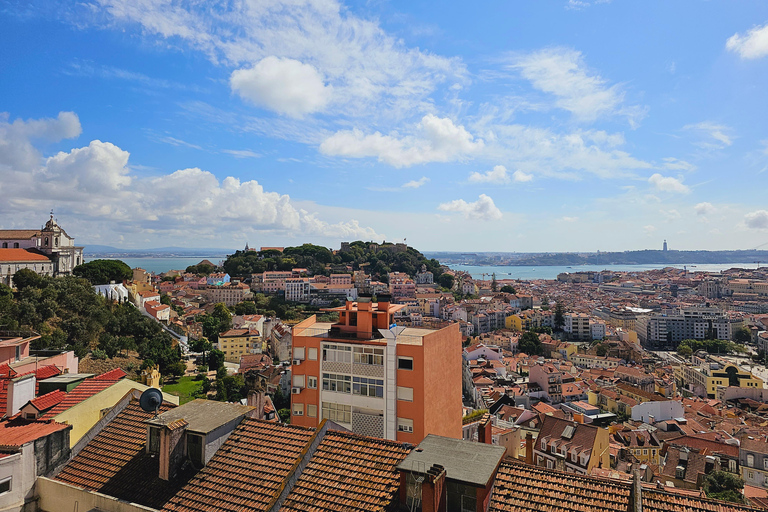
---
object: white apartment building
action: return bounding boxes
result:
[285,278,311,303]
[590,320,606,340]
[565,313,591,341]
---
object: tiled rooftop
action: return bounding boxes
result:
[489,460,631,512]
[27,389,66,412]
[55,398,191,510]
[281,430,412,512]
[0,417,70,448]
[40,378,120,419]
[162,419,316,512]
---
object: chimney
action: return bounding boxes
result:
[159,419,188,481]
[6,374,35,418]
[525,432,534,465]
[478,413,492,445]
[421,464,446,512]
[632,469,643,512]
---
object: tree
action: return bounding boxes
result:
[160,294,172,306]
[208,349,225,372]
[73,259,132,285]
[595,344,608,357]
[703,470,744,504]
[500,285,515,294]
[554,302,565,331]
[677,343,693,357]
[491,273,498,292]
[211,303,232,333]
[438,273,455,290]
[234,301,257,315]
[518,331,543,356]
[734,327,752,344]
[13,269,44,291]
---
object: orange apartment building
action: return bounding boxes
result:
[290,296,462,444]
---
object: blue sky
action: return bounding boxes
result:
[1,0,767,252]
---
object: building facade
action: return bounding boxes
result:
[289,297,462,444]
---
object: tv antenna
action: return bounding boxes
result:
[139,388,163,418]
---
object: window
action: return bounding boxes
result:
[322,373,351,393]
[1,243,5,248]
[13,243,19,248]
[764,458,768,470]
[643,449,648,456]
[148,426,161,454]
[308,376,317,389]
[397,386,414,402]
[397,418,414,433]
[323,344,352,363]
[307,404,317,417]
[0,477,11,495]
[571,451,577,462]
[749,454,755,468]
[398,357,414,370]
[730,459,737,472]
[308,347,318,360]
[354,346,384,366]
[294,347,305,360]
[749,471,755,479]
[353,376,384,398]
[537,456,544,466]
[322,402,351,424]
[546,459,553,469]
[293,375,305,388]
[542,439,547,450]
[292,403,304,416]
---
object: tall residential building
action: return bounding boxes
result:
[289,296,462,444]
[635,306,734,350]
[564,313,590,341]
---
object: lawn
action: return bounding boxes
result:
[162,376,203,405]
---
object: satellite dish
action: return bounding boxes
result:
[139,388,162,415]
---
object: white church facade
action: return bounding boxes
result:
[0,213,84,287]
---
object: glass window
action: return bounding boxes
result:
[397,418,414,433]
[292,403,304,416]
[307,404,317,418]
[308,376,317,389]
[398,357,414,370]
[749,454,755,468]
[0,477,10,494]
[353,346,384,365]
[353,377,384,398]
[322,402,351,424]
[293,375,305,387]
[308,347,318,360]
[397,386,413,401]
[294,347,305,360]
[322,373,351,393]
[323,344,352,363]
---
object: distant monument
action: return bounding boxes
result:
[663,240,668,252]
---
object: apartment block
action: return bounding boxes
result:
[635,306,734,350]
[564,313,590,341]
[289,296,462,444]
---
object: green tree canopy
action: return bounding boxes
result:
[73,259,132,285]
[518,331,543,356]
[703,470,744,504]
[500,285,515,294]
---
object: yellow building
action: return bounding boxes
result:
[217,328,264,363]
[678,361,763,398]
[506,314,522,331]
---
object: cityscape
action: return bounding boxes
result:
[2,2,768,512]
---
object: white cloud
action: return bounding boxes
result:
[158,136,202,150]
[437,194,502,221]
[0,111,81,170]
[561,216,578,222]
[694,202,715,216]
[683,122,733,150]
[512,170,533,182]
[643,225,657,235]
[745,210,768,230]
[222,149,261,159]
[230,57,333,117]
[507,47,646,125]
[726,22,768,60]
[0,112,381,242]
[662,157,696,172]
[89,0,464,119]
[319,114,483,167]
[469,165,509,184]
[402,177,429,189]
[648,173,690,194]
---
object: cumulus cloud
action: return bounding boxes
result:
[507,47,646,125]
[745,210,768,230]
[512,170,533,182]
[319,114,483,167]
[437,194,503,221]
[0,111,81,170]
[694,202,715,216]
[0,111,381,242]
[469,165,510,184]
[726,22,768,60]
[402,177,429,189]
[88,0,464,119]
[230,57,333,117]
[648,173,689,194]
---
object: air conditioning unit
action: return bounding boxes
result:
[293,359,302,365]
[292,387,302,394]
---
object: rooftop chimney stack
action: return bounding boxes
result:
[421,464,446,512]
[6,374,35,418]
[158,419,188,481]
[525,432,534,465]
[478,413,492,445]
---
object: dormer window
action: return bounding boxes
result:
[542,439,547,450]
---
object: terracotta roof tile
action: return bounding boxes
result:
[280,430,412,512]
[0,248,51,262]
[40,379,119,419]
[0,418,69,448]
[162,419,316,512]
[55,398,189,510]
[94,368,127,381]
[27,389,66,412]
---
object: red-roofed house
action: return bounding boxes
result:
[19,390,66,420]
[0,417,71,511]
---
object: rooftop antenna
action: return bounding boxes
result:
[407,460,426,512]
[139,387,163,418]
